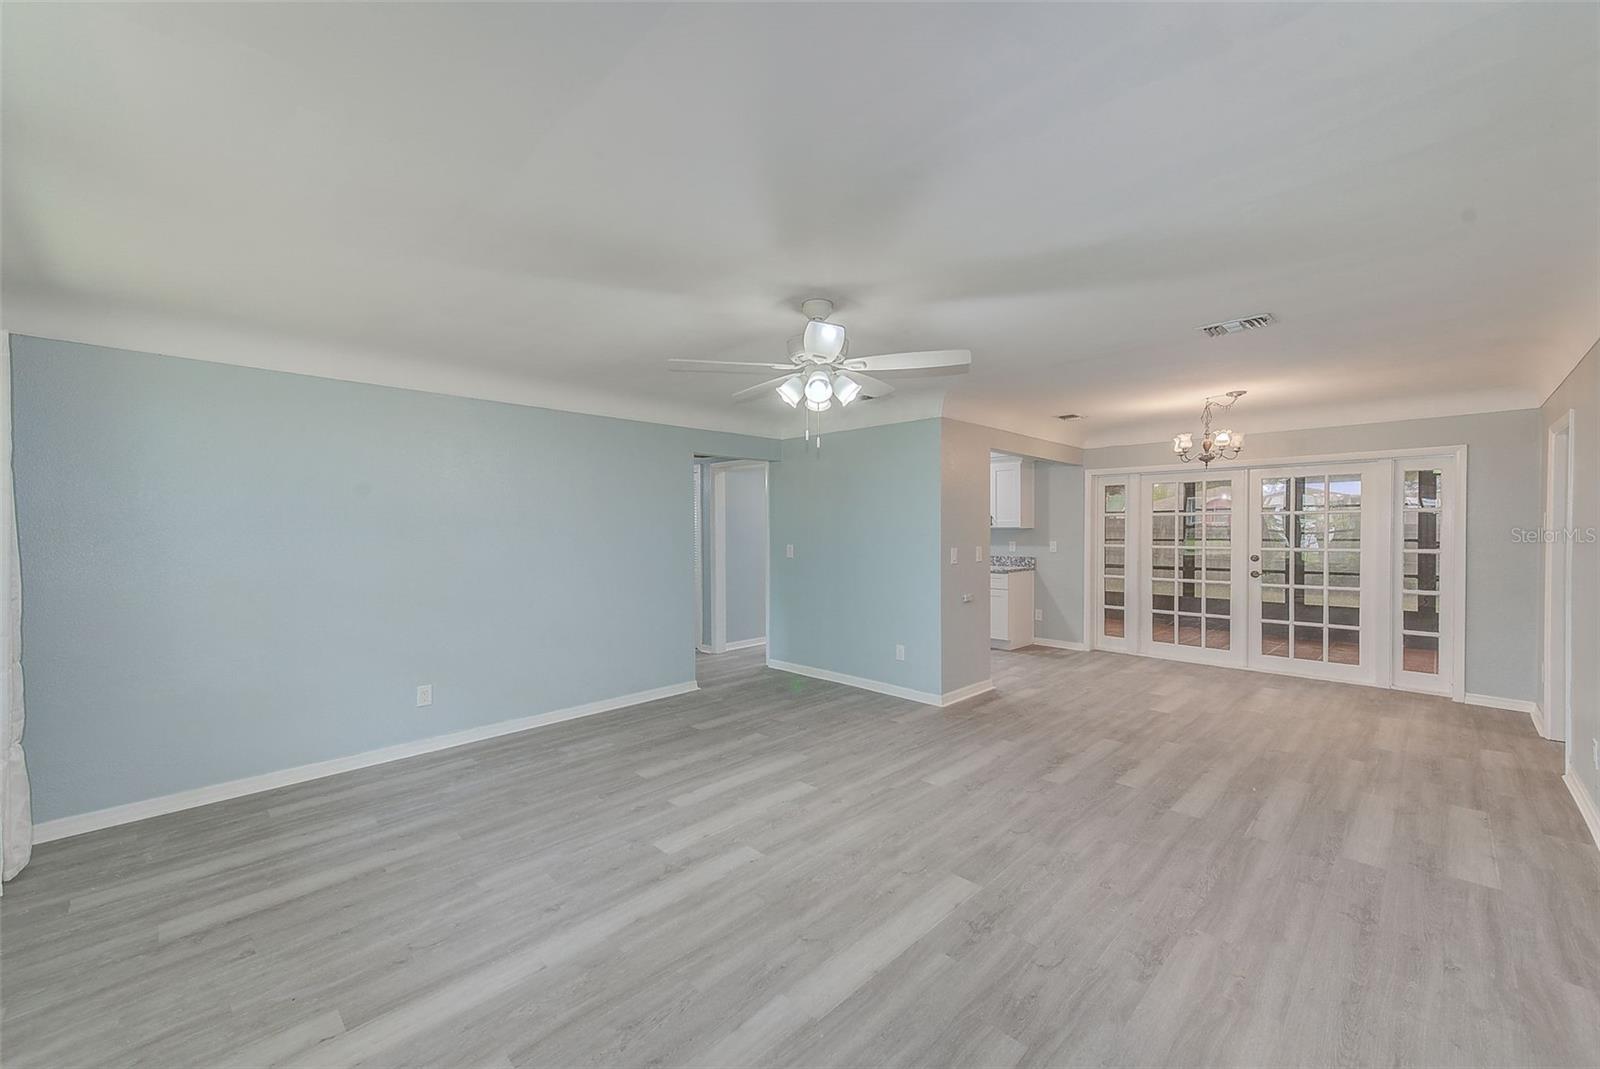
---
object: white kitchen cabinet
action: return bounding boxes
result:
[990,456,1034,528]
[989,571,1036,650]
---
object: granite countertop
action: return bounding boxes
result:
[990,555,1036,574]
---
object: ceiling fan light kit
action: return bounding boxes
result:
[665,297,972,446]
[802,319,847,360]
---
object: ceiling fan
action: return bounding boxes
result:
[668,299,970,437]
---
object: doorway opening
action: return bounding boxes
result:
[694,459,770,680]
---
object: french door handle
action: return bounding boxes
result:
[1249,554,1260,562]
[1250,570,1262,578]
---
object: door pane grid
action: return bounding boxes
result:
[1151,479,1232,651]
[1101,483,1126,639]
[1260,473,1362,664]
[1400,469,1443,674]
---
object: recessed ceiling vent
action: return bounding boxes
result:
[1057,413,1082,421]
[1199,313,1275,338]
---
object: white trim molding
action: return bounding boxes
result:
[1030,637,1089,652]
[766,659,994,707]
[720,637,766,652]
[1464,692,1541,716]
[1565,773,1600,856]
[940,679,997,706]
[34,680,699,844]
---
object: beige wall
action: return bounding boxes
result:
[1539,338,1600,813]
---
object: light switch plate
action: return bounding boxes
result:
[1049,540,1058,553]
[786,544,795,558]
[895,644,906,661]
[1009,540,1017,552]
[950,547,958,565]
[1035,609,1043,621]
[975,546,983,562]
[416,684,433,707]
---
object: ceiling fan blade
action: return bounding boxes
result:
[731,374,800,402]
[668,358,797,373]
[844,349,972,372]
[842,370,895,398]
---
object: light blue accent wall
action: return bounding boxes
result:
[11,336,776,823]
[722,465,767,644]
[768,420,943,695]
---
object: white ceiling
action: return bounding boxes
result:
[4,3,1597,446]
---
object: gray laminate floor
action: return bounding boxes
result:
[4,648,1598,1067]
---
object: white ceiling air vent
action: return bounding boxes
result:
[1199,313,1275,338]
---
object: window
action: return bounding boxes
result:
[1150,479,1233,650]
[1259,473,1362,664]
[1400,468,1443,675]
[1101,483,1126,638]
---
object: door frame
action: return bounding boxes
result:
[1089,473,1141,653]
[1085,444,1468,702]
[1543,412,1575,744]
[707,460,770,654]
[694,463,707,653]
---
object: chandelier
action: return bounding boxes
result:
[1173,390,1247,467]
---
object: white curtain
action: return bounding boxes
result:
[1,333,30,883]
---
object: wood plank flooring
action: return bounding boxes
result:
[3,647,1598,1067]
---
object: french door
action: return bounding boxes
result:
[1246,464,1387,685]
[1139,473,1247,666]
[1093,457,1451,693]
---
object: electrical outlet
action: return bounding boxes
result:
[1049,540,1058,553]
[950,547,958,565]
[786,544,795,558]
[416,684,433,707]
[1035,609,1043,621]
[1009,540,1017,553]
[895,644,906,661]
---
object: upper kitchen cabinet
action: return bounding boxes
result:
[990,454,1035,528]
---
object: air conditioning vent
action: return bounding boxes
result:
[1199,313,1275,337]
[1057,413,1082,421]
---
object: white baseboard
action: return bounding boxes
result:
[1566,771,1600,854]
[768,658,943,705]
[720,638,767,652]
[766,659,994,709]
[1464,692,1540,716]
[33,680,700,844]
[1028,637,1089,652]
[939,679,996,706]
[695,644,713,654]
